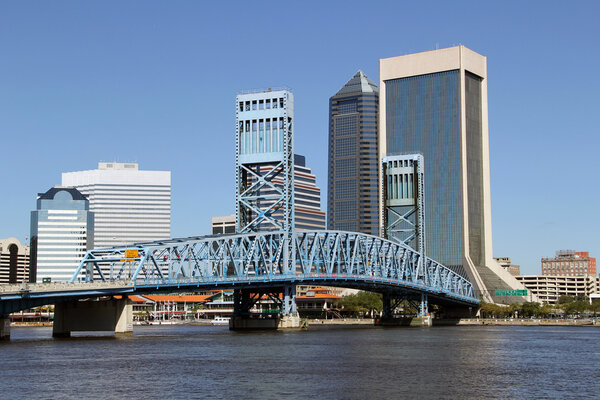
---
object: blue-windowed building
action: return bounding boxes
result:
[327,71,379,235]
[379,46,528,303]
[30,187,94,283]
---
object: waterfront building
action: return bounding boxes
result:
[516,275,599,304]
[296,287,342,316]
[30,187,94,283]
[211,215,236,235]
[541,250,596,276]
[379,46,527,302]
[62,162,171,248]
[494,257,521,276]
[0,238,30,284]
[328,71,379,234]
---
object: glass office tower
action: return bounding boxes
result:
[30,187,94,282]
[328,71,379,235]
[379,46,527,302]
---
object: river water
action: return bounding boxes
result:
[1,324,598,399]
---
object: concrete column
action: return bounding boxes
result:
[53,298,133,338]
[0,317,10,340]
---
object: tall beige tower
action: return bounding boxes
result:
[379,46,529,303]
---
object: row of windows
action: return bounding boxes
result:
[334,180,357,200]
[335,137,357,157]
[239,98,284,112]
[386,70,463,272]
[334,115,358,137]
[334,159,357,178]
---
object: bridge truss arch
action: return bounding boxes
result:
[70,230,477,306]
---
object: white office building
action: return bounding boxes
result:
[62,162,171,249]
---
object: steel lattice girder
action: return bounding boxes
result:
[70,230,477,304]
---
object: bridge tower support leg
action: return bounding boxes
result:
[419,294,428,317]
[279,284,300,329]
[381,293,393,319]
[419,294,431,326]
[53,298,133,338]
[229,286,300,330]
[0,316,10,340]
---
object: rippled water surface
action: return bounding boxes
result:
[2,325,599,399]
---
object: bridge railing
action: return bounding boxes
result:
[70,230,476,302]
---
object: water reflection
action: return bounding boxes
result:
[2,326,599,399]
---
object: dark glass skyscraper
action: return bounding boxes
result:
[328,71,379,235]
[379,46,528,303]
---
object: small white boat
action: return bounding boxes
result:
[211,316,230,326]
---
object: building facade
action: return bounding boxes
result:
[0,238,30,284]
[379,46,527,302]
[516,275,599,304]
[328,70,379,234]
[211,215,236,235]
[30,187,94,283]
[495,257,521,276]
[541,250,596,276]
[62,162,171,248]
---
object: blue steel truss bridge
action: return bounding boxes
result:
[0,230,477,319]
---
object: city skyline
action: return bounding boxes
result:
[1,2,599,275]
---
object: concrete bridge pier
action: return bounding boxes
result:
[53,298,133,338]
[0,316,10,340]
[229,285,300,330]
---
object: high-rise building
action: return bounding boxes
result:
[62,162,171,248]
[328,71,379,235]
[0,238,30,284]
[293,155,326,230]
[30,187,94,282]
[379,46,527,302]
[211,215,236,235]
[541,250,596,276]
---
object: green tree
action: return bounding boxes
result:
[574,294,589,303]
[519,302,541,318]
[335,291,382,317]
[557,295,575,304]
[565,300,588,315]
[590,300,600,316]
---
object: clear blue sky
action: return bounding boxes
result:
[1,1,599,274]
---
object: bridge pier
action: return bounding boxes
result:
[53,298,133,338]
[229,285,300,330]
[377,293,431,327]
[0,316,9,340]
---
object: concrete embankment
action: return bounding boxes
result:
[308,318,600,327]
[454,318,599,327]
[308,318,373,325]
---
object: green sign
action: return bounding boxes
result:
[42,277,51,283]
[495,289,527,296]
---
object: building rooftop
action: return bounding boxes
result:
[37,186,88,201]
[334,70,378,96]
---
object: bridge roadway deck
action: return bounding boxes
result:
[0,274,477,315]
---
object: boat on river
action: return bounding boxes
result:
[211,316,230,326]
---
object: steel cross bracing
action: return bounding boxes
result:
[69,230,477,305]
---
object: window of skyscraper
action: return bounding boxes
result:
[385,70,463,272]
